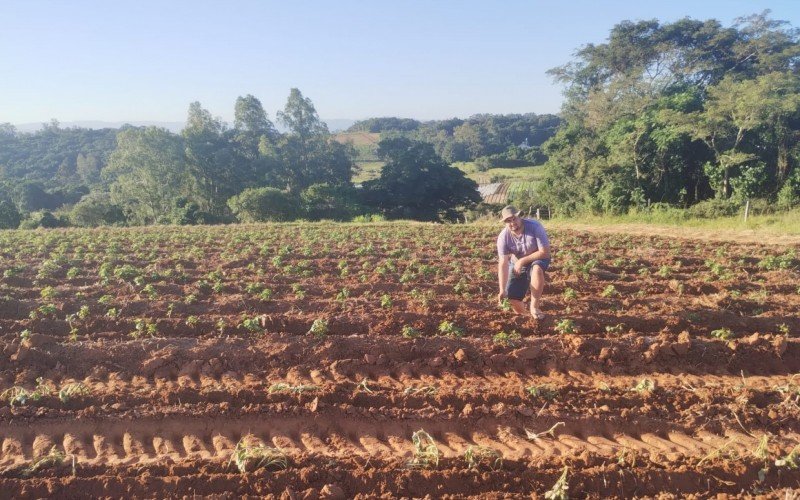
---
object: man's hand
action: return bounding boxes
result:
[513,259,525,274]
[497,291,506,305]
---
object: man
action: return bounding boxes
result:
[496,205,551,319]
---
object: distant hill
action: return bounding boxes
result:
[14,118,356,134]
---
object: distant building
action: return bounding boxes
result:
[519,138,531,150]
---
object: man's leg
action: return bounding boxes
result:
[529,265,546,317]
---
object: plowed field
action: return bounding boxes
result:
[0,223,798,498]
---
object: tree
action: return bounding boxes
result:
[69,193,126,227]
[104,127,192,225]
[273,89,354,192]
[183,102,236,213]
[0,200,20,229]
[362,137,480,221]
[301,183,364,220]
[227,187,298,222]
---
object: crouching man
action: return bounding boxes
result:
[496,205,551,320]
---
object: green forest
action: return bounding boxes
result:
[536,12,800,217]
[0,11,798,228]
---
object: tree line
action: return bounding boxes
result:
[533,11,800,216]
[348,113,561,166]
[0,89,480,228]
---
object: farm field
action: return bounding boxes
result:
[0,222,798,497]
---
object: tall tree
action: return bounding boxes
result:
[363,137,480,221]
[272,88,353,192]
[104,127,192,225]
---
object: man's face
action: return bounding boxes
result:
[503,215,521,232]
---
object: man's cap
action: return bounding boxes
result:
[500,205,520,221]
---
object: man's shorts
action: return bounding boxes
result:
[506,259,550,300]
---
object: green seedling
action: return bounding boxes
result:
[493,330,521,347]
[403,384,438,396]
[710,327,735,340]
[25,446,67,475]
[775,445,800,469]
[544,466,569,500]
[58,382,89,403]
[268,383,317,394]
[464,445,502,470]
[526,385,559,401]
[554,319,576,335]
[229,435,288,473]
[631,378,656,393]
[354,378,374,394]
[438,320,464,338]
[308,319,328,338]
[407,429,439,469]
[402,325,421,339]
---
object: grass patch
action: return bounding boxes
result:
[548,208,800,238]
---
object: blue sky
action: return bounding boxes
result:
[1,0,798,124]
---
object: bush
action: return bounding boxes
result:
[300,183,365,220]
[19,211,69,229]
[0,200,21,229]
[227,187,299,222]
[686,198,741,219]
[69,193,126,227]
[351,213,386,222]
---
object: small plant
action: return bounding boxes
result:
[25,446,67,475]
[526,385,559,401]
[379,294,393,309]
[438,320,464,338]
[76,305,90,320]
[493,330,521,347]
[775,445,800,469]
[98,294,114,306]
[499,297,512,312]
[631,378,656,393]
[562,288,577,301]
[554,319,576,335]
[239,316,262,333]
[777,323,790,335]
[308,318,328,338]
[402,325,421,339]
[354,378,374,394]
[141,284,158,300]
[525,422,565,441]
[40,286,58,300]
[268,383,317,394]
[464,445,503,470]
[600,284,618,298]
[58,382,89,403]
[1,387,33,406]
[710,327,735,341]
[229,435,288,473]
[130,318,158,339]
[186,315,199,327]
[403,384,438,396]
[544,466,569,500]
[616,448,638,467]
[605,323,624,334]
[407,430,439,469]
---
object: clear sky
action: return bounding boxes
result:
[1,0,798,124]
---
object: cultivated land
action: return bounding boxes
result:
[0,222,798,497]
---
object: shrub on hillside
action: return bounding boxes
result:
[0,200,21,229]
[70,193,126,227]
[227,187,299,222]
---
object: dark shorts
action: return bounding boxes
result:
[506,259,550,300]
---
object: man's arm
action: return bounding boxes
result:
[516,245,551,266]
[497,253,511,303]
